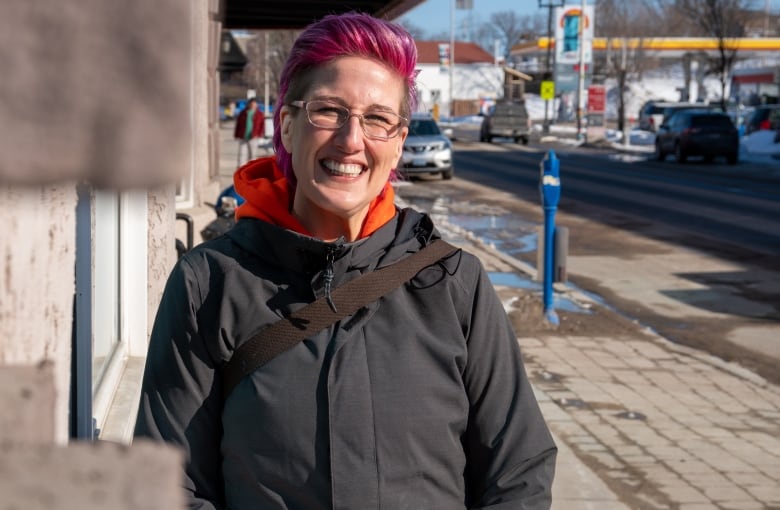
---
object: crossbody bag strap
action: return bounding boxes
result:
[222,239,459,399]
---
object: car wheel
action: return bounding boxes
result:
[655,142,665,161]
[703,155,715,163]
[520,136,529,145]
[675,144,687,163]
[442,169,453,180]
[726,152,738,165]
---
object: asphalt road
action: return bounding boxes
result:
[396,140,780,384]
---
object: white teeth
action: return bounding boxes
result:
[323,160,363,176]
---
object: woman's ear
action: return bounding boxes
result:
[280,106,295,152]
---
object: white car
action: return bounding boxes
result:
[400,114,453,180]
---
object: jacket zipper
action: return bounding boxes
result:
[324,246,338,313]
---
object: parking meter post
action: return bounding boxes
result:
[539,150,561,325]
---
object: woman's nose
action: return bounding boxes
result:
[335,115,366,149]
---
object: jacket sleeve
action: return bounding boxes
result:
[233,111,243,139]
[252,111,265,138]
[134,257,226,510]
[461,264,557,509]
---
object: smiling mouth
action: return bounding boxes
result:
[322,159,365,177]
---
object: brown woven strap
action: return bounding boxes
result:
[222,239,459,398]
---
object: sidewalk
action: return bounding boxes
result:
[435,221,780,509]
[218,123,780,509]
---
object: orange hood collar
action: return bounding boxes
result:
[233,156,397,239]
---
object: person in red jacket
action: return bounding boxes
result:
[233,97,265,166]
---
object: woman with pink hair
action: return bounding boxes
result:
[136,12,556,509]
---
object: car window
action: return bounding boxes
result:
[690,114,732,128]
[492,103,528,116]
[668,114,686,128]
[408,119,441,136]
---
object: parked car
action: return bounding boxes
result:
[743,104,780,135]
[654,111,739,164]
[399,113,453,180]
[638,100,717,132]
[479,101,531,144]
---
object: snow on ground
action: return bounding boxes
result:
[445,65,780,164]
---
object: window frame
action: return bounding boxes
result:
[73,188,148,440]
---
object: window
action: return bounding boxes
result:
[93,191,121,390]
[73,188,148,441]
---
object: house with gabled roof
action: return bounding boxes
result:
[414,40,505,117]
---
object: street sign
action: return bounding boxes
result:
[587,84,606,141]
[541,80,555,100]
[587,84,606,113]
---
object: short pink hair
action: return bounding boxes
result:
[272,12,418,184]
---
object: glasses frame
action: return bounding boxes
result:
[289,100,408,141]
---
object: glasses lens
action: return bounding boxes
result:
[362,111,402,139]
[306,101,348,129]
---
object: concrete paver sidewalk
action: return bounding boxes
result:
[448,229,780,509]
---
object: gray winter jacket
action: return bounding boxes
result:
[135,207,556,509]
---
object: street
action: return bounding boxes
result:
[395,140,780,385]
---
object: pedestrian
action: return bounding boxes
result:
[135,11,556,510]
[234,97,265,166]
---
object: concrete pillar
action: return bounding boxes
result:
[0,187,77,443]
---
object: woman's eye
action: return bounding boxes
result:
[317,106,344,116]
[365,113,393,125]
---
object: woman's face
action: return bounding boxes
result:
[279,56,407,237]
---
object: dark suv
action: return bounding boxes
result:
[480,101,531,144]
[655,111,739,164]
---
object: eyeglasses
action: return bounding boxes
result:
[290,100,407,141]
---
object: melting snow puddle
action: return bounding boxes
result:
[490,273,593,315]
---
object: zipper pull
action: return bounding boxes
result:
[324,248,337,313]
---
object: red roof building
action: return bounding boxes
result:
[413,40,527,117]
[415,40,497,65]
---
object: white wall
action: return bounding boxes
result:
[415,63,504,115]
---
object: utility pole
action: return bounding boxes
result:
[263,32,269,115]
[449,0,455,118]
[539,0,564,134]
[576,0,587,141]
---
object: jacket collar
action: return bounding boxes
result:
[225,207,436,280]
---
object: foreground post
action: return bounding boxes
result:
[539,150,561,325]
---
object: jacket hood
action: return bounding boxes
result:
[233,156,397,239]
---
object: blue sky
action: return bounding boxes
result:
[400,0,780,39]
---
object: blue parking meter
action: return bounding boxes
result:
[539,150,561,325]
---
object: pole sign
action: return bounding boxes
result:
[541,80,556,100]
[587,84,606,140]
[554,5,594,93]
[438,43,450,73]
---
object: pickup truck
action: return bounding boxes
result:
[480,101,531,144]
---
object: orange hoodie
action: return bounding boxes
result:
[233,156,397,239]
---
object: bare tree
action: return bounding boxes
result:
[242,30,299,110]
[597,0,668,131]
[396,19,427,40]
[661,0,755,108]
[487,10,544,62]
